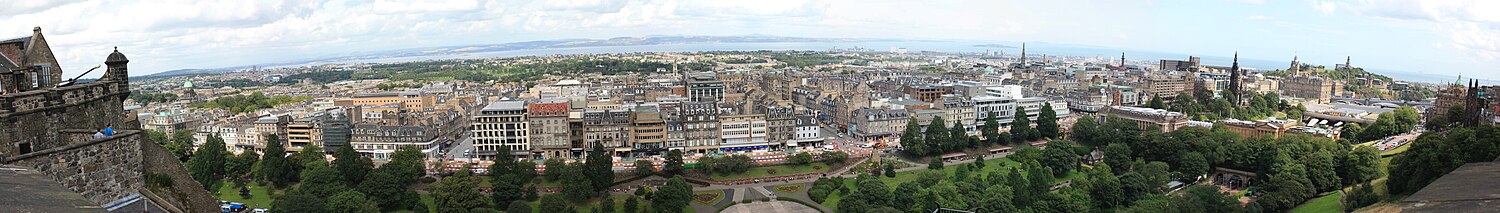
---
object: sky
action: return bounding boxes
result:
[1,0,1497,81]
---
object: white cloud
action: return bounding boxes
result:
[1312,0,1337,15]
[1247,15,1271,20]
[1344,0,1500,70]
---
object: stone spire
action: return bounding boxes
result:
[1345,56,1352,69]
[1020,42,1027,67]
[1120,52,1126,67]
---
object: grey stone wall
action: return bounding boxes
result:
[6,131,143,205]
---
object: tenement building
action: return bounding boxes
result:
[1280,75,1342,103]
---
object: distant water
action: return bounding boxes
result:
[316,40,1474,84]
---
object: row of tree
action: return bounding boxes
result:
[1342,106,1421,142]
[902,104,1061,157]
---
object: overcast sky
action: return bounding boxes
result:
[1,0,1497,80]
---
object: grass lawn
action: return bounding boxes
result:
[821,189,847,212]
[1381,144,1412,157]
[479,176,562,188]
[1290,191,1344,213]
[880,157,1025,187]
[710,162,831,180]
[526,194,639,213]
[213,180,279,209]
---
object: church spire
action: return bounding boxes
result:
[1120,52,1126,67]
[1229,52,1242,104]
[1345,56,1352,69]
[1020,42,1027,67]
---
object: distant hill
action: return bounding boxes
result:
[141,35,866,75]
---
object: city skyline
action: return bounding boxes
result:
[2,0,1498,81]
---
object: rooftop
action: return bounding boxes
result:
[1401,162,1500,213]
[0,165,103,212]
[482,100,527,111]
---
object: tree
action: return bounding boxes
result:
[623,196,639,213]
[948,120,969,150]
[1178,152,1209,180]
[1341,123,1364,142]
[490,174,525,210]
[1037,102,1060,139]
[332,145,372,186]
[385,145,427,185]
[600,196,617,213]
[539,195,576,213]
[1071,115,1100,147]
[901,118,928,156]
[925,117,949,153]
[560,162,594,201]
[1304,149,1342,192]
[261,135,289,186]
[434,169,489,213]
[1010,106,1033,143]
[1342,146,1381,186]
[928,158,944,170]
[790,152,813,165]
[226,150,258,179]
[1039,140,1079,176]
[820,151,849,164]
[1103,143,1132,175]
[654,176,693,213]
[298,144,326,167]
[271,190,326,213]
[1140,161,1171,191]
[634,159,655,177]
[1119,172,1150,203]
[168,130,198,160]
[662,150,685,177]
[298,160,344,199]
[586,142,615,192]
[359,168,419,210]
[542,159,566,181]
[325,191,379,213]
[188,134,228,191]
[983,112,1002,145]
[976,184,1016,212]
[507,200,531,213]
[884,163,896,178]
[1145,96,1166,109]
[1089,163,1124,209]
[491,145,518,178]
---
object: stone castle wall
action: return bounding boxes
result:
[0,78,130,157]
[3,130,143,205]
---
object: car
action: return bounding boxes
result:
[251,208,268,213]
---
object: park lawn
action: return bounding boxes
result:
[881,157,1023,186]
[1290,191,1344,213]
[480,176,562,188]
[822,189,848,212]
[710,162,831,180]
[1381,144,1412,157]
[213,180,281,210]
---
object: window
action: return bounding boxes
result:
[18,142,31,154]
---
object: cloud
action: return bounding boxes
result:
[0,0,90,17]
[1311,0,1338,15]
[1247,15,1271,20]
[1228,0,1265,4]
[1343,0,1500,66]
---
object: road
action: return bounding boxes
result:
[443,134,475,160]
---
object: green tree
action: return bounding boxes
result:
[976,184,1016,212]
[543,158,566,181]
[384,145,427,185]
[1038,140,1078,176]
[586,142,615,192]
[298,160,344,198]
[901,118,928,156]
[1145,96,1166,109]
[1010,106,1033,143]
[297,144,325,168]
[226,150,258,179]
[623,195,639,213]
[928,158,944,170]
[188,134,228,191]
[270,190,326,213]
[1103,143,1132,175]
[491,174,525,210]
[1341,123,1364,142]
[560,162,594,201]
[1140,161,1171,191]
[1037,102,1059,139]
[983,112,1002,145]
[790,152,813,165]
[359,168,419,210]
[435,169,489,213]
[948,120,969,150]
[654,176,693,213]
[259,135,291,187]
[539,195,576,213]
[662,150,685,177]
[1179,152,1209,180]
[634,159,655,177]
[884,163,896,178]
[332,144,372,186]
[1070,115,1100,147]
[507,200,531,213]
[1089,163,1124,208]
[925,116,949,153]
[820,151,849,164]
[1341,145,1381,186]
[325,191,379,213]
[600,196,617,213]
[1304,149,1342,192]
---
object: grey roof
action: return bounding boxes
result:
[1401,162,1500,213]
[482,100,527,111]
[0,165,103,212]
[0,36,29,44]
[105,48,128,63]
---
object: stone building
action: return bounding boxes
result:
[582,108,631,156]
[765,104,796,148]
[679,101,720,154]
[1102,106,1188,132]
[1280,75,1343,103]
[851,108,910,141]
[629,104,666,156]
[528,98,571,159]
